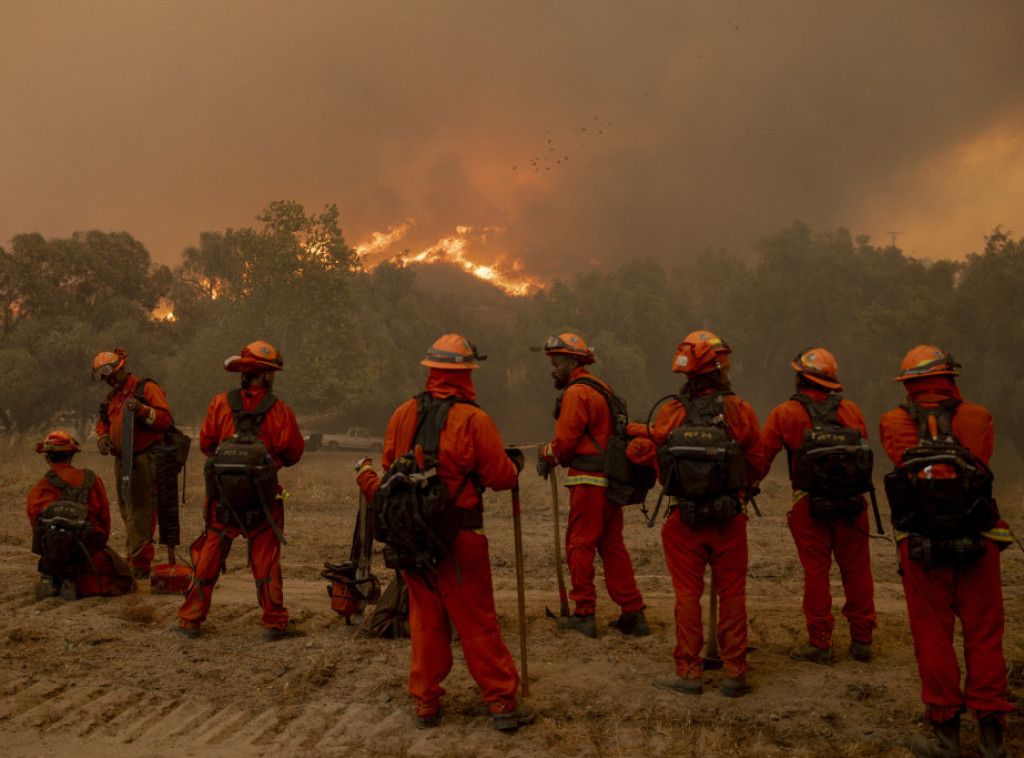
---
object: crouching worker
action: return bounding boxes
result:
[28,431,135,600]
[356,334,535,732]
[176,341,305,641]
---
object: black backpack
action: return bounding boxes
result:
[656,392,748,526]
[556,377,656,505]
[370,393,481,572]
[32,470,100,569]
[883,400,999,548]
[789,393,873,521]
[204,390,280,536]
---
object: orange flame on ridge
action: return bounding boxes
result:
[355,222,545,297]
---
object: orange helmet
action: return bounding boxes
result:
[894,345,961,382]
[421,334,485,369]
[672,330,731,375]
[791,348,842,391]
[224,341,284,373]
[543,333,595,365]
[92,348,127,381]
[36,430,80,454]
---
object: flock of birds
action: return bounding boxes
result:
[513,116,615,174]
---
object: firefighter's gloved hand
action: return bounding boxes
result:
[505,447,525,473]
[355,456,373,474]
[536,450,552,479]
[97,434,112,456]
[133,402,151,419]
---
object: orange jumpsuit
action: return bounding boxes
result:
[879,377,1015,726]
[177,385,304,632]
[27,463,133,596]
[762,388,876,650]
[543,366,643,616]
[95,373,173,572]
[357,369,522,719]
[629,391,765,682]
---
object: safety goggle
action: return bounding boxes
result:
[544,335,570,352]
[901,355,961,378]
[426,344,487,364]
[92,363,117,381]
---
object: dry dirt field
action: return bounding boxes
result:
[1,437,1023,757]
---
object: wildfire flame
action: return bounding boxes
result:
[355,222,545,297]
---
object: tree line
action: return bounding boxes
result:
[3,201,1022,473]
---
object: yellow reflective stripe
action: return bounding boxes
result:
[565,473,608,488]
[982,527,1013,543]
[144,407,157,425]
[792,489,808,507]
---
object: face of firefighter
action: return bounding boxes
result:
[549,354,577,390]
[102,366,128,389]
[247,371,275,389]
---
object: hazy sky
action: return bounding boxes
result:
[3,1,1023,280]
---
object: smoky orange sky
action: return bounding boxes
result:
[3,1,1023,281]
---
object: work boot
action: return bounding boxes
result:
[789,643,834,665]
[557,613,597,638]
[263,621,306,642]
[34,575,59,601]
[415,711,442,730]
[850,641,872,663]
[906,715,962,758]
[492,702,536,732]
[653,673,702,695]
[720,676,753,698]
[978,715,1007,758]
[173,624,200,640]
[58,578,78,601]
[609,609,651,637]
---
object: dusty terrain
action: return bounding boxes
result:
[1,437,1023,757]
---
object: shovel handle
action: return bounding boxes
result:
[550,474,570,617]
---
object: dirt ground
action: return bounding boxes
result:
[1,437,1023,758]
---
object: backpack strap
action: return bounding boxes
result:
[681,391,731,427]
[228,389,278,437]
[900,399,961,443]
[411,393,483,501]
[44,469,94,504]
[790,393,843,429]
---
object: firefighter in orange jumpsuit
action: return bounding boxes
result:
[627,331,765,697]
[176,341,305,641]
[880,346,1014,758]
[92,348,174,578]
[356,334,534,732]
[762,348,876,665]
[536,333,648,638]
[28,430,135,600]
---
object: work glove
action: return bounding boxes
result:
[536,446,553,479]
[354,456,373,474]
[97,434,112,456]
[505,447,525,473]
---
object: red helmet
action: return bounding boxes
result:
[36,430,81,454]
[791,347,842,391]
[224,341,284,373]
[421,334,485,370]
[672,330,731,375]
[894,345,960,382]
[92,348,127,381]
[543,333,595,365]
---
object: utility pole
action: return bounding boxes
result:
[887,231,903,248]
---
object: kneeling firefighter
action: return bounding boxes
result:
[627,331,765,698]
[176,341,305,641]
[28,431,135,600]
[880,346,1014,758]
[355,334,535,732]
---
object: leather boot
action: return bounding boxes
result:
[978,715,1007,758]
[609,609,651,637]
[906,715,962,758]
[556,613,597,638]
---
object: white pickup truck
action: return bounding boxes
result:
[305,427,384,452]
